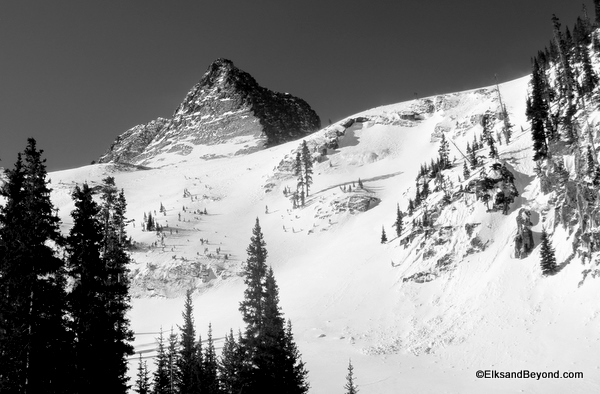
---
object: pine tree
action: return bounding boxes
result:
[67,183,112,393]
[293,152,304,200]
[344,359,358,394]
[581,44,598,95]
[176,289,200,394]
[281,320,310,394]
[153,329,170,394]
[167,328,179,394]
[540,230,558,275]
[469,144,478,169]
[239,218,268,346]
[135,354,152,394]
[301,140,313,197]
[586,146,596,177]
[203,323,220,394]
[438,133,450,169]
[98,176,135,393]
[381,226,387,243]
[147,211,155,231]
[463,161,471,180]
[0,139,72,394]
[530,59,550,160]
[482,114,498,159]
[219,329,244,394]
[238,221,309,393]
[394,204,403,237]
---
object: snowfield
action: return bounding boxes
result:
[46,75,600,393]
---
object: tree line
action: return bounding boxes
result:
[0,138,134,393]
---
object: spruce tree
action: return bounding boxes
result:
[282,320,310,394]
[395,204,403,237]
[167,328,179,394]
[98,177,135,393]
[293,152,304,202]
[238,221,309,393]
[135,354,152,394]
[482,114,498,159]
[301,140,313,197]
[176,289,200,394]
[153,329,170,394]
[203,323,220,394]
[463,161,471,179]
[540,230,558,275]
[67,183,112,393]
[381,226,387,244]
[0,139,72,394]
[438,133,450,169]
[344,359,358,394]
[239,218,268,347]
[219,329,244,394]
[530,59,550,160]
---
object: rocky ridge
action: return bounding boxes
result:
[98,59,320,165]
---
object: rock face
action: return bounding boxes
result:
[99,58,321,164]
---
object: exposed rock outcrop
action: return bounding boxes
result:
[99,58,321,165]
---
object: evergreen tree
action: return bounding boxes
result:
[98,176,135,392]
[176,289,200,394]
[438,133,450,169]
[463,161,471,179]
[167,328,179,394]
[202,324,221,394]
[469,144,478,169]
[394,204,403,237]
[530,59,550,160]
[0,139,72,394]
[153,329,171,394]
[344,359,358,394]
[238,222,309,393]
[293,152,304,201]
[281,320,309,394]
[67,183,113,393]
[381,226,387,244]
[147,211,155,232]
[540,230,558,275]
[407,199,414,215]
[203,323,221,394]
[239,218,268,348]
[421,180,430,200]
[135,354,152,394]
[581,44,598,95]
[219,329,244,394]
[482,114,498,159]
[587,145,596,177]
[301,140,313,197]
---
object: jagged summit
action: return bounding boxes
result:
[98,58,320,165]
[173,58,256,117]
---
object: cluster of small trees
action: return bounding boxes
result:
[0,139,133,393]
[136,218,309,394]
[527,10,599,160]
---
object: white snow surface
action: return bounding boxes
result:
[45,75,600,393]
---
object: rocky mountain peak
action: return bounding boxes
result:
[98,59,320,165]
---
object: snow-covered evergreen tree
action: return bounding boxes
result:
[344,359,358,394]
[540,230,558,275]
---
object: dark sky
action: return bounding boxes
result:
[0,0,594,171]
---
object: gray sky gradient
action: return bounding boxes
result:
[0,0,593,171]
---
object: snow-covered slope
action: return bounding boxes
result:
[47,74,600,393]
